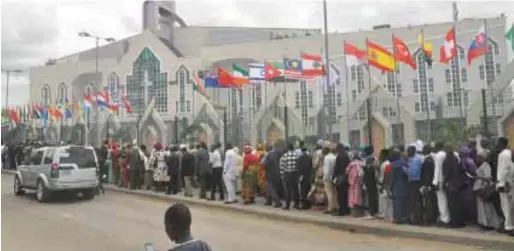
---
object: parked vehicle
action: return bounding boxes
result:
[14,145,99,202]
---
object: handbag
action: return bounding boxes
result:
[477,180,497,202]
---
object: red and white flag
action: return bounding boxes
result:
[122,93,132,113]
[301,52,324,77]
[440,28,457,64]
[344,42,367,66]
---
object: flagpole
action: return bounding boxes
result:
[342,41,351,144]
[391,32,403,145]
[451,2,465,130]
[420,28,431,142]
[322,0,333,141]
[365,38,373,147]
[482,18,494,133]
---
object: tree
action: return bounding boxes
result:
[433,120,482,145]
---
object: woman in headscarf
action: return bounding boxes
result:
[473,150,501,230]
[308,141,328,210]
[255,143,267,197]
[389,149,408,224]
[346,150,365,217]
[242,144,260,204]
[459,146,478,224]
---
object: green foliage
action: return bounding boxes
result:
[432,120,482,145]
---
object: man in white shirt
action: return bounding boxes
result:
[223,144,239,204]
[432,142,451,225]
[496,137,514,235]
[323,144,338,214]
[209,143,224,201]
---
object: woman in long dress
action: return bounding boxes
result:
[473,151,501,230]
[308,144,327,209]
[377,149,393,221]
[459,147,478,224]
[390,149,408,224]
[346,152,365,217]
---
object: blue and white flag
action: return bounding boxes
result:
[249,63,265,80]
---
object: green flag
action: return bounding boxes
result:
[506,25,514,52]
[232,63,249,77]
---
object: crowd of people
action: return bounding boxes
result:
[2,136,513,237]
[100,136,514,237]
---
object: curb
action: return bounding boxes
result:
[3,169,513,249]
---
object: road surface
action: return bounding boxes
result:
[1,174,497,251]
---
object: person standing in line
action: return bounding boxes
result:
[209,143,224,201]
[442,144,465,228]
[496,137,514,236]
[432,141,451,226]
[164,204,212,251]
[322,144,338,214]
[346,151,364,217]
[333,143,350,216]
[126,142,140,190]
[166,145,181,195]
[110,143,121,186]
[263,143,282,208]
[180,145,195,197]
[223,144,239,204]
[404,145,424,225]
[96,140,109,194]
[242,144,260,204]
[362,145,378,218]
[297,145,313,210]
[377,148,392,221]
[420,145,438,226]
[279,142,300,210]
[308,143,327,209]
[473,150,501,230]
[196,142,212,200]
[390,149,408,224]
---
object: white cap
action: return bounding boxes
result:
[180,144,187,149]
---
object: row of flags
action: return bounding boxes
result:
[192,21,514,99]
[1,89,133,127]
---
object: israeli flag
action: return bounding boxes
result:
[249,63,265,80]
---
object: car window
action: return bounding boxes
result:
[31,150,44,165]
[43,148,55,164]
[58,147,97,168]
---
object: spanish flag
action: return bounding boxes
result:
[367,41,396,72]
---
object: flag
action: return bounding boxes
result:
[367,41,396,72]
[393,36,416,70]
[232,63,249,77]
[8,107,20,126]
[218,67,249,87]
[192,71,209,98]
[249,63,265,80]
[418,33,433,66]
[264,62,281,81]
[96,91,110,110]
[467,24,488,65]
[440,28,457,64]
[506,25,514,52]
[282,58,304,79]
[122,93,132,113]
[344,42,367,66]
[203,71,224,88]
[301,53,324,77]
[84,94,93,110]
[34,103,42,119]
[64,98,72,119]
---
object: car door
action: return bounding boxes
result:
[27,149,44,188]
[39,147,54,180]
[18,153,32,187]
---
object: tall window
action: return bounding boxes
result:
[57,83,67,104]
[177,66,188,113]
[351,65,365,93]
[251,83,262,111]
[41,84,51,105]
[308,90,314,108]
[445,45,467,108]
[414,50,432,113]
[478,39,502,113]
[230,88,237,121]
[299,81,308,124]
[108,73,120,115]
[126,47,168,114]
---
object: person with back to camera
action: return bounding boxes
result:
[164,203,212,251]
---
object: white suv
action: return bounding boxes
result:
[14,145,99,202]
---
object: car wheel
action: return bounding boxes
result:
[82,189,96,200]
[14,176,25,196]
[36,179,51,203]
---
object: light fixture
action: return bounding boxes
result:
[78,32,91,37]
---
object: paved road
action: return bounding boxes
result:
[1,174,499,251]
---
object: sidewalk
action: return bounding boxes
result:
[3,169,513,250]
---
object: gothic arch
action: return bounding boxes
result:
[176,65,190,114]
[41,84,51,105]
[57,83,67,104]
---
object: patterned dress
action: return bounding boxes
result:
[242,152,260,202]
[150,150,169,183]
[309,149,327,206]
[346,160,364,208]
[256,148,267,196]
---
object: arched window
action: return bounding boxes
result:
[57,83,67,104]
[413,50,433,113]
[478,38,502,114]
[444,45,467,108]
[299,80,308,124]
[41,84,51,105]
[177,66,189,113]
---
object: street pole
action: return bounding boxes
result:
[1,69,23,109]
[322,0,332,141]
[174,116,178,144]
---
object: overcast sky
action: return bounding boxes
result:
[1,0,514,107]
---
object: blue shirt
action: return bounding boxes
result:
[403,154,423,182]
